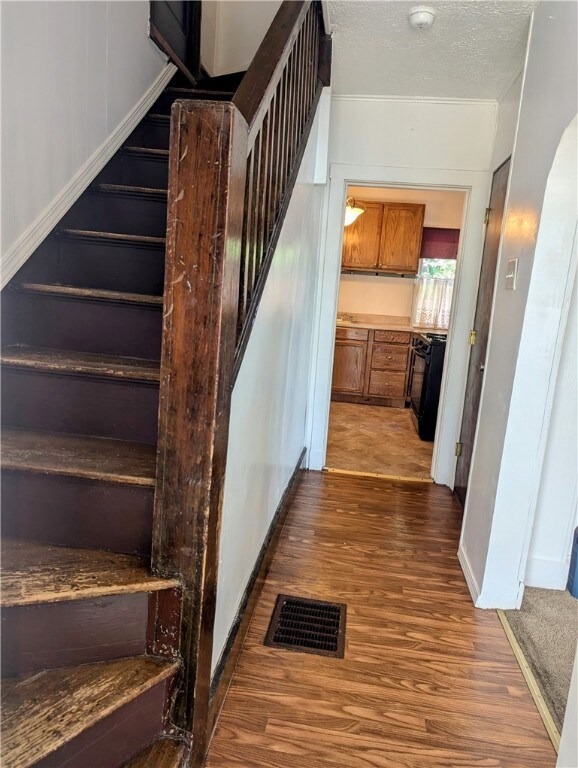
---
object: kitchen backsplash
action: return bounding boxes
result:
[337,273,415,317]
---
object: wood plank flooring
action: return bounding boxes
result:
[326,402,433,479]
[206,472,556,768]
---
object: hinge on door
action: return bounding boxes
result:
[484,207,491,225]
[469,329,477,346]
[455,442,463,457]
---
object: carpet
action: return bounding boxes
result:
[504,587,578,732]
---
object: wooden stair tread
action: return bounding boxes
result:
[59,229,167,246]
[0,539,179,607]
[1,429,157,486]
[124,737,186,768]
[123,146,169,158]
[18,282,163,305]
[1,656,179,768]
[165,86,235,98]
[95,183,168,198]
[1,346,161,382]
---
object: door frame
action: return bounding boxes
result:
[305,163,492,487]
[454,157,511,506]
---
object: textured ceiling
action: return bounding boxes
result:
[328,0,536,99]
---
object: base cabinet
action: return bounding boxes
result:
[332,327,412,407]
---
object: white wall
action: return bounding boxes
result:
[201,0,281,77]
[491,73,523,170]
[526,278,577,589]
[211,104,326,671]
[338,275,414,317]
[307,95,495,480]
[329,97,496,171]
[1,1,169,283]
[459,1,578,608]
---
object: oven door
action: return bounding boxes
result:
[410,347,428,416]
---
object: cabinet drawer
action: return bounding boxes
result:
[335,327,369,341]
[374,330,411,345]
[371,344,408,372]
[368,370,406,397]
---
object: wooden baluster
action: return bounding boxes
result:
[265,94,277,249]
[247,133,262,309]
[256,113,270,276]
[238,151,254,334]
[277,68,289,202]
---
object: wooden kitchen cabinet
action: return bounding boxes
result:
[379,204,425,273]
[332,327,412,407]
[332,326,370,394]
[341,201,425,275]
[341,202,384,270]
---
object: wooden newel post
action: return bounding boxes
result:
[152,99,248,761]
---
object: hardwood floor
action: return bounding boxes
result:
[326,402,433,480]
[206,472,555,768]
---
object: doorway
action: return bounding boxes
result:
[324,185,467,481]
[454,158,510,505]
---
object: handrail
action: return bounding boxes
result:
[153,3,331,765]
[233,2,310,139]
[233,0,331,376]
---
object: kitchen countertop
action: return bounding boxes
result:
[336,312,447,335]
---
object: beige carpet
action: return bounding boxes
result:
[504,587,578,732]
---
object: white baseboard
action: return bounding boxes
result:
[2,63,177,289]
[457,544,481,605]
[525,556,570,590]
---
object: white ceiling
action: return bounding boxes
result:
[327,0,536,99]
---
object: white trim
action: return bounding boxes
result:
[306,163,491,490]
[331,94,498,107]
[525,556,572,591]
[458,544,481,605]
[321,0,332,35]
[1,63,177,289]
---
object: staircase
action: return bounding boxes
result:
[0,73,240,768]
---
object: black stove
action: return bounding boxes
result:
[408,332,447,441]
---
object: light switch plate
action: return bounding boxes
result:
[505,258,518,290]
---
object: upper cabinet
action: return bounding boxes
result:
[341,202,384,270]
[341,202,425,275]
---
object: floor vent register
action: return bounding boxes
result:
[264,594,346,658]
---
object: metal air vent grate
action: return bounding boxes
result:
[264,594,346,658]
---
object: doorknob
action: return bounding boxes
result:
[480,362,486,372]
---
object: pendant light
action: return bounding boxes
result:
[344,197,366,227]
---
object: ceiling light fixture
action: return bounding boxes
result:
[344,197,366,227]
[409,6,436,29]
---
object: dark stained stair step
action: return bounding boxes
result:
[1,471,154,556]
[124,737,186,767]
[1,346,161,382]
[1,286,163,360]
[126,115,170,150]
[15,232,165,296]
[1,656,179,768]
[59,229,166,247]
[95,183,168,198]
[1,429,157,486]
[16,283,163,306]
[151,87,235,115]
[96,147,169,189]
[61,189,168,239]
[0,539,179,607]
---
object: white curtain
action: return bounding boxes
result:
[411,277,454,329]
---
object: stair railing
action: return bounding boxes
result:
[152,2,331,765]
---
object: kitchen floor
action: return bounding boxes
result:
[325,402,433,480]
